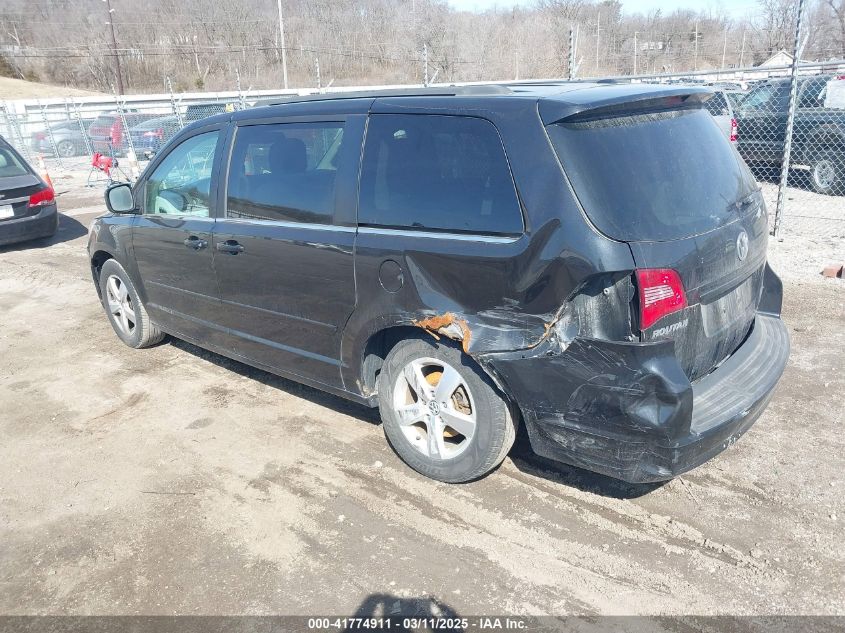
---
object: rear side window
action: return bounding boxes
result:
[226,122,345,224]
[0,146,30,177]
[358,114,522,235]
[547,107,757,242]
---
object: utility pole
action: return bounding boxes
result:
[103,0,124,95]
[568,26,575,79]
[277,0,288,89]
[722,27,728,69]
[315,57,321,90]
[595,12,601,75]
[739,31,747,67]
[634,31,638,75]
[423,43,429,86]
[694,21,699,71]
[773,0,806,236]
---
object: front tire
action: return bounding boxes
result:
[98,259,165,348]
[377,338,516,483]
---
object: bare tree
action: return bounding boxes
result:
[0,0,839,93]
[824,0,845,58]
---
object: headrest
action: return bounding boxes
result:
[268,137,307,174]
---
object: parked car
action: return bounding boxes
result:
[88,84,789,484]
[125,106,235,158]
[129,115,183,157]
[88,112,156,156]
[0,134,58,246]
[735,74,845,194]
[31,119,95,157]
[703,89,738,143]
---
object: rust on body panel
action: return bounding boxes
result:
[413,312,473,354]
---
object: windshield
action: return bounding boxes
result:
[547,107,757,242]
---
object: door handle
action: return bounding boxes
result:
[216,240,245,255]
[183,236,208,250]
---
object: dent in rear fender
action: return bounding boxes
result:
[408,269,638,356]
[478,336,694,442]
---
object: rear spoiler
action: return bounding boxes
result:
[539,86,713,125]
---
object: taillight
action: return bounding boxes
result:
[28,186,55,207]
[636,269,687,330]
[730,117,738,143]
[142,128,164,139]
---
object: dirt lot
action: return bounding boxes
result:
[0,174,843,619]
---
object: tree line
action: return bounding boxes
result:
[0,0,843,94]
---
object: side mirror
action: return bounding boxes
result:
[105,182,136,214]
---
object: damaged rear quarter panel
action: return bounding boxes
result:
[340,99,636,396]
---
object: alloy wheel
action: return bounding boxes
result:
[106,274,136,336]
[392,357,477,460]
[57,141,76,158]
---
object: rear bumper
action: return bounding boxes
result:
[484,298,789,483]
[0,205,59,246]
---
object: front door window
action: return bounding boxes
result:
[144,131,219,217]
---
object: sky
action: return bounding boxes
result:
[446,0,761,19]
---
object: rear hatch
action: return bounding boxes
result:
[544,89,767,382]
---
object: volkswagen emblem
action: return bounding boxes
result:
[736,231,749,262]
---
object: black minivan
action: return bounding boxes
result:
[87,83,790,484]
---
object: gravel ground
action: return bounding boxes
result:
[0,171,843,620]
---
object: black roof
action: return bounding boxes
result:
[255,80,711,108]
[255,84,513,107]
[187,81,714,132]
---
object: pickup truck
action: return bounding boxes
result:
[735,75,845,195]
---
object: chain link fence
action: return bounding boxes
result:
[1,66,843,241]
[609,61,845,242]
[0,84,285,186]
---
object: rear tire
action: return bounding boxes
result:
[809,150,843,196]
[377,337,516,483]
[98,259,165,349]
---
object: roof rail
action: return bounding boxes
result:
[255,84,513,107]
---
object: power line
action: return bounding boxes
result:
[1,44,511,65]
